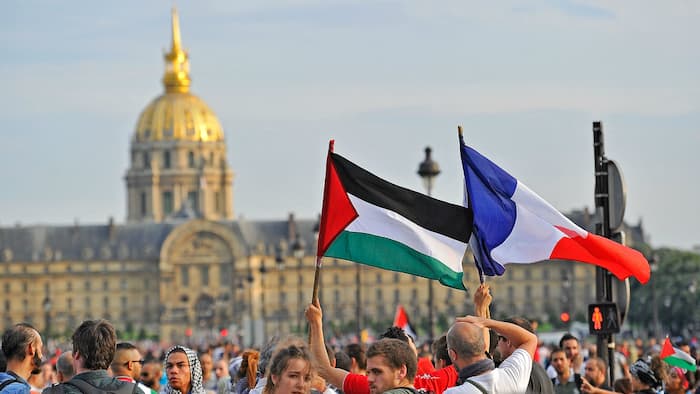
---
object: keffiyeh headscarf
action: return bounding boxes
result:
[163,345,206,394]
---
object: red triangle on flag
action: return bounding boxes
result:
[394,305,409,327]
[317,141,359,257]
[660,337,675,359]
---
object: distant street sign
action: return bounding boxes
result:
[607,160,627,231]
[588,302,620,335]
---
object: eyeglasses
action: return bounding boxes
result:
[124,359,145,366]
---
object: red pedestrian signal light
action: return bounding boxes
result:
[220,328,228,337]
[560,312,570,322]
[588,302,620,335]
[185,328,193,337]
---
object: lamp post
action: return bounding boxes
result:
[417,146,440,340]
[275,245,286,334]
[291,235,305,333]
[259,260,268,345]
[42,297,52,338]
[649,254,660,339]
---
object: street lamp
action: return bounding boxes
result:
[259,260,268,345]
[649,254,660,339]
[275,244,286,334]
[417,146,440,340]
[245,270,254,346]
[42,297,52,338]
[291,235,305,332]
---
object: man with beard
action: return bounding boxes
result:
[0,323,44,394]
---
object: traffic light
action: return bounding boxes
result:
[588,302,620,335]
[220,328,228,337]
[560,312,570,323]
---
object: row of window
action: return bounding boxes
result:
[140,190,223,216]
[2,278,151,293]
[136,151,225,170]
[3,295,149,313]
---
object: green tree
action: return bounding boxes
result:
[628,248,700,337]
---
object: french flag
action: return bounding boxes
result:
[459,131,650,284]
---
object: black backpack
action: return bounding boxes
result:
[43,379,139,394]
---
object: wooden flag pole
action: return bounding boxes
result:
[311,256,321,305]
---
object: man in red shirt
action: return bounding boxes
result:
[306,301,458,394]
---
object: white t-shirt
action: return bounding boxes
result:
[444,349,533,394]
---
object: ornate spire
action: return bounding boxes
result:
[162,7,191,93]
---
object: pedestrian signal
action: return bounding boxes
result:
[560,312,570,323]
[588,302,620,335]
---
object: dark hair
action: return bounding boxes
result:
[431,336,451,366]
[334,351,351,371]
[258,336,279,375]
[367,339,417,381]
[550,347,566,359]
[72,319,117,370]
[56,351,75,380]
[612,377,632,394]
[379,327,410,343]
[345,343,366,370]
[504,317,534,334]
[263,344,312,394]
[0,349,6,372]
[1,323,38,361]
[559,333,578,348]
[116,342,137,351]
[587,356,606,374]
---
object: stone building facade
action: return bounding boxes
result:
[0,9,647,345]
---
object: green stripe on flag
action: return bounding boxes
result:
[326,231,465,290]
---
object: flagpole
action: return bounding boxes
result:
[459,126,486,286]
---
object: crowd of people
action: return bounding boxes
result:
[0,284,698,393]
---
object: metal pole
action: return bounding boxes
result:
[593,121,615,385]
[356,264,362,341]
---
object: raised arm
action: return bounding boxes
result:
[305,301,349,388]
[473,284,492,353]
[456,315,537,358]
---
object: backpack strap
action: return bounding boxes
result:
[0,378,20,391]
[465,379,488,394]
[65,378,137,394]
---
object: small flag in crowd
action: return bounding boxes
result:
[316,142,473,290]
[661,337,697,372]
[458,130,650,284]
[393,305,417,340]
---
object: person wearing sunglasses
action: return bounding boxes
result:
[111,342,155,394]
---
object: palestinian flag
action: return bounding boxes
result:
[661,337,697,372]
[393,305,417,340]
[316,142,473,289]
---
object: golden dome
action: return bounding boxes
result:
[133,8,224,143]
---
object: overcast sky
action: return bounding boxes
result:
[1,1,698,251]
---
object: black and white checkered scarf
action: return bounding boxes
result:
[163,345,206,394]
